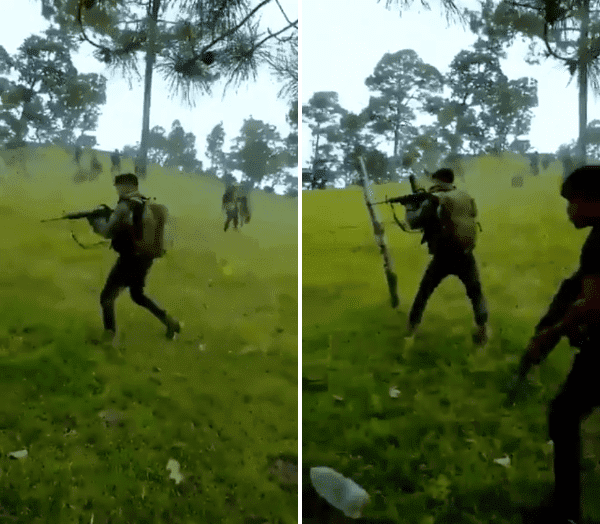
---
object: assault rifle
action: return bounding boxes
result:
[41,204,113,223]
[370,174,437,233]
[41,204,113,249]
[372,174,436,208]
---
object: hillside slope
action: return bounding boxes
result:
[0,145,298,523]
[302,155,600,523]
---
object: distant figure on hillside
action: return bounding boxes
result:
[404,168,489,347]
[237,189,251,227]
[0,156,6,182]
[73,146,87,183]
[74,145,82,166]
[111,149,121,174]
[508,165,600,524]
[90,152,103,181]
[528,151,540,176]
[222,183,239,232]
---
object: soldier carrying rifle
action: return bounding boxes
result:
[508,165,600,524]
[386,168,489,346]
[91,173,181,343]
[43,174,181,344]
[222,182,251,232]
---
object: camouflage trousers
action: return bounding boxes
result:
[224,209,238,231]
[548,346,600,522]
[408,250,488,328]
[100,254,168,332]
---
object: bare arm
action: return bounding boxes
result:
[520,275,600,373]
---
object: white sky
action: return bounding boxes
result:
[301,0,600,167]
[1,0,297,170]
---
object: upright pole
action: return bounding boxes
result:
[358,156,400,309]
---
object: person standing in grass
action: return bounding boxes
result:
[237,187,251,228]
[74,145,82,166]
[222,182,239,232]
[89,173,181,342]
[510,165,600,524]
[404,168,489,346]
[110,149,121,175]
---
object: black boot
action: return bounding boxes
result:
[165,315,181,340]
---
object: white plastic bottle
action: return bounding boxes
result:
[309,466,370,519]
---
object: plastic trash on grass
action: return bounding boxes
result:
[167,458,184,484]
[309,466,370,519]
[493,455,511,467]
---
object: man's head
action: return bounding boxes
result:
[431,168,454,184]
[562,165,600,228]
[114,173,138,197]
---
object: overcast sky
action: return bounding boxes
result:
[1,0,297,169]
[301,0,600,167]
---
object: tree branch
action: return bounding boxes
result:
[253,20,297,52]
[200,0,273,54]
[77,3,107,51]
[274,0,293,25]
[508,1,542,11]
[543,21,576,63]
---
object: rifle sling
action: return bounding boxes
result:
[70,230,109,249]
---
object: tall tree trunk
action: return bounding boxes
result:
[578,0,589,163]
[313,125,321,164]
[393,109,401,175]
[137,0,161,179]
[312,127,321,189]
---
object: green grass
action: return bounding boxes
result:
[0,145,298,523]
[302,154,600,524]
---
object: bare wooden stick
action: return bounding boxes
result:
[358,157,400,309]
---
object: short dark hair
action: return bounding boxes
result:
[114,173,138,186]
[431,168,454,184]
[561,165,600,201]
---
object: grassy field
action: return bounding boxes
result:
[302,154,600,524]
[0,146,298,523]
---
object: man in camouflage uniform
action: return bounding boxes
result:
[89,173,181,342]
[510,165,600,524]
[405,168,489,346]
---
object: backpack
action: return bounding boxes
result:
[125,196,168,258]
[432,187,478,253]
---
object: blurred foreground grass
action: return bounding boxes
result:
[0,146,298,523]
[302,154,600,524]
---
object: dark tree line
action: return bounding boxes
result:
[0,3,297,196]
[299,0,600,189]
[204,99,298,195]
[39,0,297,178]
[377,0,600,164]
[303,40,538,189]
[120,98,298,196]
[0,28,106,149]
